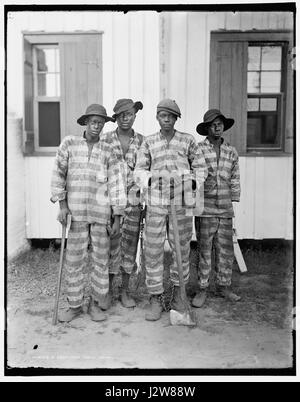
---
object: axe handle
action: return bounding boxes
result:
[52,223,67,325]
[170,203,190,312]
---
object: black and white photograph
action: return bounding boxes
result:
[4,1,296,379]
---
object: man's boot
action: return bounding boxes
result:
[171,286,185,312]
[120,270,136,308]
[88,299,107,322]
[191,289,207,308]
[97,292,111,311]
[145,295,163,321]
[58,306,83,322]
[215,286,241,302]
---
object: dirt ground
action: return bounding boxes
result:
[6,241,294,371]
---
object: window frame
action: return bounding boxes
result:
[32,44,61,152]
[210,30,293,156]
[22,31,104,156]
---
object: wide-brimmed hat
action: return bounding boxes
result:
[157,98,181,118]
[196,109,234,136]
[112,98,143,120]
[77,104,114,126]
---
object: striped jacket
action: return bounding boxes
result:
[198,137,240,217]
[50,134,126,223]
[101,129,144,206]
[135,130,207,208]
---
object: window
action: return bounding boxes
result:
[33,45,61,150]
[247,43,286,151]
[23,32,103,154]
[209,31,293,154]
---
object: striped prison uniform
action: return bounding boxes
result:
[102,129,144,275]
[135,130,207,295]
[195,137,240,289]
[51,134,125,308]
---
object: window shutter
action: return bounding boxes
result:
[60,35,103,138]
[284,40,294,153]
[23,37,34,153]
[209,38,248,153]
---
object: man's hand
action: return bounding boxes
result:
[58,200,71,226]
[111,215,121,237]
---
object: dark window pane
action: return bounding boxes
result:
[247,112,280,148]
[38,102,60,147]
[248,46,261,70]
[261,46,282,71]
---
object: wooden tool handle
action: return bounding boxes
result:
[170,203,189,310]
[52,223,67,325]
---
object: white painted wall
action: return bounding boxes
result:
[160,11,294,240]
[7,10,160,134]
[7,11,294,242]
[7,11,160,243]
[7,116,30,257]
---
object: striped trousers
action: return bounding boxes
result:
[109,205,141,275]
[65,221,110,308]
[195,217,234,288]
[144,206,193,295]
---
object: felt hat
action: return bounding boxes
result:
[112,98,143,120]
[77,104,114,126]
[157,98,181,118]
[196,109,234,136]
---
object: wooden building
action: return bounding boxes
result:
[7,10,294,258]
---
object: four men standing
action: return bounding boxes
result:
[51,100,241,323]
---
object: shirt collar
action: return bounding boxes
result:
[204,136,224,146]
[159,129,177,141]
[83,131,100,144]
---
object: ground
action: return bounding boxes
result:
[6,241,294,370]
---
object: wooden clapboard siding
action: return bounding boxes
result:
[8,11,294,241]
[185,12,208,135]
[7,118,30,257]
[143,12,160,135]
[8,11,160,243]
[23,144,293,240]
[25,156,61,238]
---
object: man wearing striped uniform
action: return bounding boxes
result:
[51,104,125,322]
[135,99,207,321]
[103,98,144,308]
[192,109,241,308]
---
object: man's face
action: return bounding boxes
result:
[207,117,224,138]
[116,107,136,130]
[86,115,106,138]
[156,111,177,131]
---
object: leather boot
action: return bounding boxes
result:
[145,295,163,321]
[58,306,83,322]
[120,271,136,308]
[191,289,207,308]
[171,286,185,312]
[97,292,111,311]
[215,286,241,302]
[88,299,107,322]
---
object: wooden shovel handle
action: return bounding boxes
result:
[170,203,189,309]
[52,223,67,325]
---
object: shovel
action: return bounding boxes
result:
[169,202,196,327]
